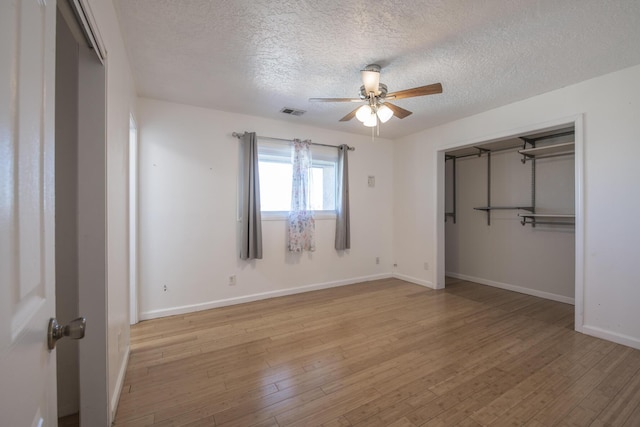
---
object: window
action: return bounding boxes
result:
[258,141,337,213]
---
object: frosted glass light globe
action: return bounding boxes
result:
[356,105,372,122]
[377,104,393,123]
[363,112,378,127]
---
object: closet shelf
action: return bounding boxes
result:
[519,142,574,161]
[518,213,575,227]
[474,206,534,212]
[518,213,574,218]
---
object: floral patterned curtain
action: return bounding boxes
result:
[288,139,315,252]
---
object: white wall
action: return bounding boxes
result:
[137,98,394,318]
[445,146,575,303]
[394,64,640,349]
[87,0,136,420]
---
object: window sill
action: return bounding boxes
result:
[260,211,337,221]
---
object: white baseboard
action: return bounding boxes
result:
[110,345,130,423]
[139,273,393,320]
[582,325,640,351]
[392,273,435,289]
[446,272,575,305]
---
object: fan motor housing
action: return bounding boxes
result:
[359,83,388,100]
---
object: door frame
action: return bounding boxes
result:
[76,38,109,425]
[56,0,110,424]
[435,114,585,332]
[129,114,139,325]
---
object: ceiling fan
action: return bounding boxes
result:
[309,64,442,127]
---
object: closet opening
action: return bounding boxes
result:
[436,116,584,332]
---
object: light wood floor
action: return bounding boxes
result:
[114,278,640,426]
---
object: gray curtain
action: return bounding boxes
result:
[335,144,350,250]
[240,132,262,260]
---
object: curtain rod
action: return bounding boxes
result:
[232,132,355,151]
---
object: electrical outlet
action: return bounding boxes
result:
[375,256,380,265]
[228,275,237,286]
[368,176,375,187]
[163,284,167,292]
[424,262,429,271]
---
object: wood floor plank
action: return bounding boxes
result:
[320,416,351,427]
[470,334,611,425]
[278,387,381,427]
[214,387,325,426]
[622,400,640,427]
[528,344,635,426]
[590,360,640,426]
[113,278,640,427]
[345,386,431,425]
[387,417,417,427]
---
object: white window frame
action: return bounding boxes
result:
[257,141,338,221]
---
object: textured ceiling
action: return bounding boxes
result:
[115,0,640,139]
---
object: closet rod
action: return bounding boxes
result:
[446,144,518,160]
[446,130,574,160]
[232,132,355,151]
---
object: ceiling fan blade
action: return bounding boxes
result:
[339,107,360,122]
[309,97,362,102]
[387,83,443,100]
[384,102,412,119]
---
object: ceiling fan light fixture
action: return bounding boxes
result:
[363,112,378,127]
[309,63,441,130]
[355,104,372,122]
[377,104,393,123]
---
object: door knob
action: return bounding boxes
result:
[48,317,86,350]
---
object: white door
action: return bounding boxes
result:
[0,0,58,426]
